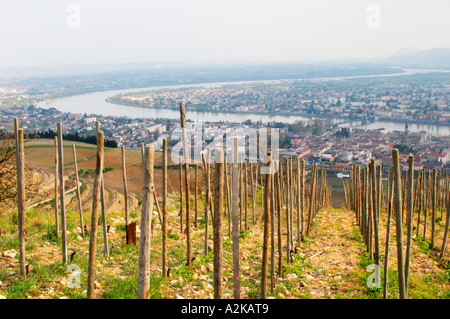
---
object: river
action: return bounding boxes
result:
[37,68,450,136]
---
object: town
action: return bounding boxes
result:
[1,105,449,175]
[106,72,450,125]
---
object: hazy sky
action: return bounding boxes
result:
[1,0,449,69]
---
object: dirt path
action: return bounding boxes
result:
[293,208,367,298]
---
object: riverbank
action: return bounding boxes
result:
[105,96,346,123]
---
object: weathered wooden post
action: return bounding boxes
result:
[392,148,406,299]
[276,165,283,277]
[122,146,129,240]
[368,164,374,260]
[437,170,442,220]
[57,123,67,264]
[356,165,361,231]
[244,161,248,230]
[296,157,301,246]
[423,171,431,240]
[270,161,276,292]
[416,170,423,238]
[96,122,109,249]
[162,139,168,277]
[179,102,192,267]
[307,165,317,235]
[361,167,367,245]
[231,138,240,299]
[300,159,305,239]
[370,159,380,265]
[152,189,162,231]
[431,168,437,249]
[254,165,259,224]
[376,164,382,263]
[314,165,320,219]
[289,156,294,248]
[239,161,243,231]
[54,136,59,237]
[213,148,224,299]
[179,161,184,234]
[260,152,272,299]
[285,158,290,262]
[185,158,191,266]
[404,155,414,297]
[383,168,394,299]
[343,180,349,210]
[195,163,199,228]
[100,176,109,254]
[250,163,255,226]
[201,150,215,220]
[225,158,231,238]
[440,179,450,260]
[87,131,105,299]
[16,127,26,277]
[204,148,211,255]
[138,145,154,299]
[72,145,84,236]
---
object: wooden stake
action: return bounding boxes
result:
[404,155,414,297]
[179,102,191,267]
[296,157,301,246]
[100,178,108,255]
[370,159,380,265]
[179,161,183,234]
[54,136,59,237]
[416,170,423,238]
[96,122,108,250]
[231,138,240,299]
[392,148,406,299]
[440,177,450,260]
[138,145,154,299]
[254,164,259,224]
[87,131,105,299]
[72,145,84,236]
[162,139,168,277]
[213,149,224,299]
[122,146,129,234]
[57,123,67,264]
[270,161,276,292]
[300,159,305,239]
[285,158,290,263]
[239,161,243,231]
[260,152,272,299]
[204,148,211,255]
[244,161,248,230]
[224,158,231,238]
[431,169,437,249]
[276,165,283,278]
[383,168,394,299]
[307,165,317,235]
[289,156,294,248]
[16,128,26,276]
[195,163,199,228]
[368,164,374,260]
[250,163,255,226]
[185,159,192,267]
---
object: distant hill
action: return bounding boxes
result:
[388,48,450,69]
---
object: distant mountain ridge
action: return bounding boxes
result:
[388,48,450,69]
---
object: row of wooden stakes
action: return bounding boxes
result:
[159,136,333,299]
[344,149,450,299]
[12,108,332,299]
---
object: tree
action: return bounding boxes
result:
[0,130,34,207]
[0,131,17,204]
[279,133,292,149]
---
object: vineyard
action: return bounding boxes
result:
[1,107,450,300]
